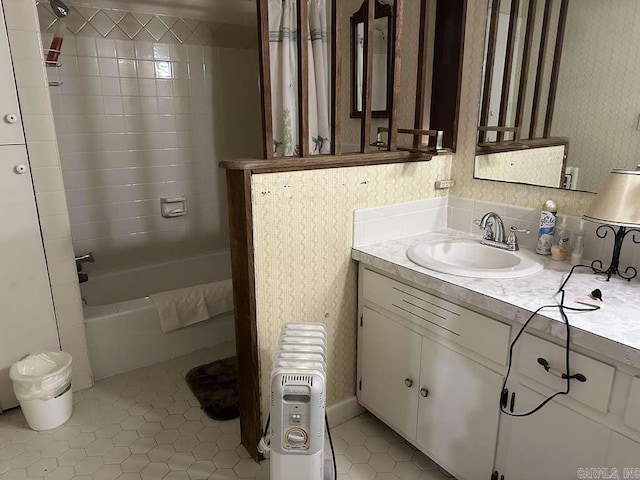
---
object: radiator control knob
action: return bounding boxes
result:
[286,429,307,446]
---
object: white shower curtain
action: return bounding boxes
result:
[269,0,330,156]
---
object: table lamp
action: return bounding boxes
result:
[583,169,640,281]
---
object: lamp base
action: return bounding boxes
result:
[590,225,640,281]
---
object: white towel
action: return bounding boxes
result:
[151,280,234,333]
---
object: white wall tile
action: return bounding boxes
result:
[448,196,640,270]
[41,35,261,272]
[31,165,65,192]
[39,213,72,241]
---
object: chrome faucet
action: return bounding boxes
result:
[75,252,95,284]
[478,212,506,244]
[477,212,529,251]
[75,252,95,267]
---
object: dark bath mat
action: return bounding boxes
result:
[185,356,239,421]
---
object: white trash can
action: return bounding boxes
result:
[9,352,73,431]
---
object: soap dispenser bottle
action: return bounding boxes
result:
[571,220,586,265]
[551,215,571,261]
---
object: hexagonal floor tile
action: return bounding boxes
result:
[212,450,239,469]
[0,350,454,480]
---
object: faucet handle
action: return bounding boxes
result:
[506,226,530,251]
[475,219,494,240]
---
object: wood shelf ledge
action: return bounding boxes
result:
[219,151,433,174]
[476,137,569,155]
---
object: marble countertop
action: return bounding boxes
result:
[352,229,640,369]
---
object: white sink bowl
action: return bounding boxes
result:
[406,239,544,279]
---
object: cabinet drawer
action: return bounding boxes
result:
[362,268,510,365]
[517,334,614,413]
[624,377,640,432]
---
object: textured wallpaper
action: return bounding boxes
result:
[450,0,595,217]
[252,158,451,414]
[551,0,640,193]
[474,145,565,188]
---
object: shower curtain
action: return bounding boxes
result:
[269,0,330,156]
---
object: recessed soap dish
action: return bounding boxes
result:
[161,196,187,218]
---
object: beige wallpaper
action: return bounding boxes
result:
[474,145,565,188]
[252,157,451,414]
[450,0,595,217]
[550,0,640,193]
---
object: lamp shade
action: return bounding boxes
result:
[583,169,640,227]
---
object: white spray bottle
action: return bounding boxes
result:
[535,199,557,255]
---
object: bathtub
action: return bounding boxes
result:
[82,251,236,380]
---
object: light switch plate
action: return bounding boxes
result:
[435,180,455,189]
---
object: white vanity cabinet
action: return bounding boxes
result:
[500,386,610,480]
[356,264,640,480]
[0,3,24,145]
[417,335,503,480]
[359,306,422,441]
[358,267,508,480]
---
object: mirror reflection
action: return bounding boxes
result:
[351,0,392,118]
[475,0,640,193]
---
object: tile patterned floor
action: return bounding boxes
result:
[0,349,451,480]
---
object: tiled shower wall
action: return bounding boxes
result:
[41,8,262,272]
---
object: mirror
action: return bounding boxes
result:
[475,0,640,193]
[351,0,392,118]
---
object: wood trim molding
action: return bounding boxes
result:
[476,136,569,155]
[220,151,431,174]
[330,0,342,155]
[497,0,520,142]
[297,0,310,156]
[544,0,569,138]
[479,0,500,145]
[360,0,376,153]
[514,0,538,131]
[413,0,431,148]
[530,0,553,139]
[256,0,273,159]
[225,170,262,461]
[387,0,404,151]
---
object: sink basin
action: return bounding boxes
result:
[406,239,543,278]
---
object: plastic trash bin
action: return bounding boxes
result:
[9,352,73,431]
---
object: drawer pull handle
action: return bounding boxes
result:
[404,378,413,388]
[420,388,429,398]
[537,357,587,383]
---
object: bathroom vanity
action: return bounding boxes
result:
[353,230,640,480]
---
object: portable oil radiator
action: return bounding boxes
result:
[268,323,334,480]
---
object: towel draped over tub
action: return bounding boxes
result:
[150,279,234,333]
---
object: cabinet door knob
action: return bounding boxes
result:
[5,113,18,124]
[404,378,413,388]
[420,388,429,398]
[14,164,28,174]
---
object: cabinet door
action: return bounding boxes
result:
[359,307,422,441]
[0,5,24,145]
[416,335,503,480]
[0,145,59,410]
[502,386,610,480]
